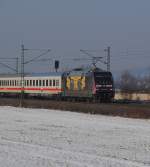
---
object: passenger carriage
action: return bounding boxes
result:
[0,73,62,96]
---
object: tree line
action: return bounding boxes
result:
[115,70,150,93]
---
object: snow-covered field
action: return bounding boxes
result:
[0,106,150,167]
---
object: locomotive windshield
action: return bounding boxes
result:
[94,72,113,85]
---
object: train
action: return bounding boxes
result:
[0,66,115,102]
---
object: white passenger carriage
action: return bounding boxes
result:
[0,73,62,96]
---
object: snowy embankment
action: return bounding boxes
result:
[0,106,150,167]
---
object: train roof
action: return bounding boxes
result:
[28,72,62,77]
[64,66,104,76]
[0,72,62,78]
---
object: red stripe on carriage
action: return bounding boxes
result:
[0,87,62,91]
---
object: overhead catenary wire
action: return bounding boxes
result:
[0,62,17,72]
[112,49,150,57]
[24,49,51,64]
[0,57,19,73]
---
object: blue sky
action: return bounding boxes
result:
[0,0,150,75]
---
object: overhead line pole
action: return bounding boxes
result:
[19,44,51,107]
[108,46,110,72]
[20,44,25,107]
[104,46,111,71]
[16,57,19,74]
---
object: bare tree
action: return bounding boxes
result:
[120,71,137,93]
[118,70,150,93]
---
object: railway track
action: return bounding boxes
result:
[0,96,150,119]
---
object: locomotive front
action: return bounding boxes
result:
[93,71,115,101]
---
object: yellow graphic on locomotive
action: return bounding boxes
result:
[66,76,85,90]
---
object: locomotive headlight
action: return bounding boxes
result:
[106,85,112,87]
[96,85,102,88]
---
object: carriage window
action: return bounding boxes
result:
[53,80,55,86]
[30,80,32,86]
[46,80,48,86]
[36,80,38,86]
[43,80,45,86]
[26,80,29,86]
[56,80,59,86]
[49,80,52,86]
[33,80,35,86]
[39,80,41,86]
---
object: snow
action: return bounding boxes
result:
[0,106,150,167]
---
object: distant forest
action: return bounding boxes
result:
[115,70,150,93]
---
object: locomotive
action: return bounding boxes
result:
[62,67,115,101]
[0,67,115,102]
